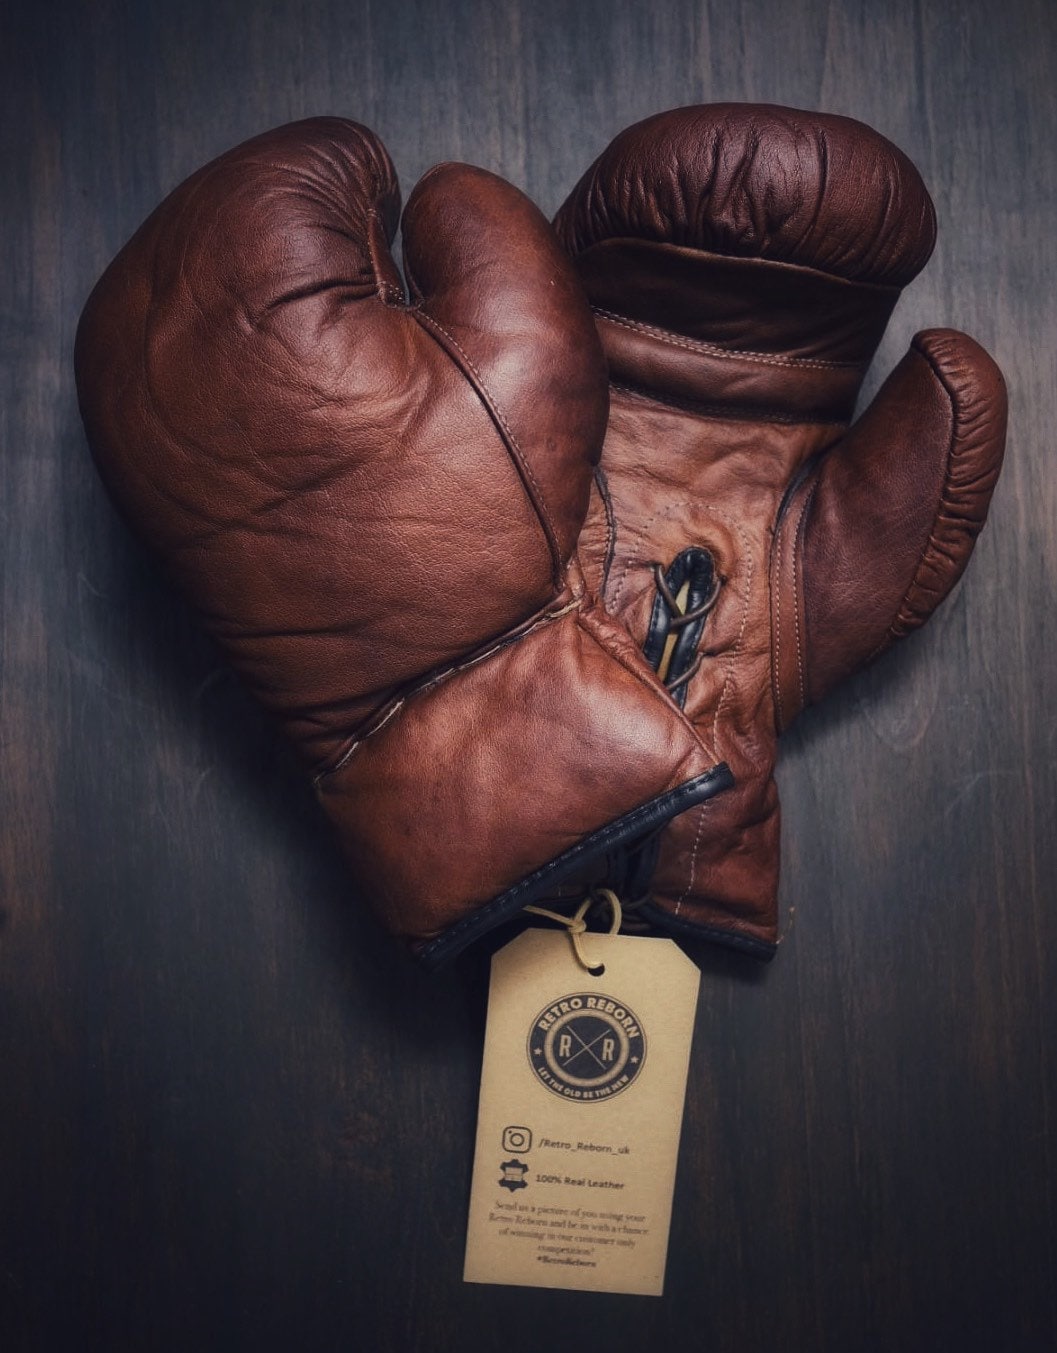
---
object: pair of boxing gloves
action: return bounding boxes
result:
[76,105,1007,967]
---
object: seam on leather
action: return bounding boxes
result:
[414,765,734,969]
[402,250,425,305]
[790,480,817,712]
[672,508,754,913]
[673,800,709,918]
[601,494,751,762]
[772,511,786,720]
[595,307,859,372]
[609,505,661,616]
[410,308,565,582]
[778,554,789,711]
[366,207,404,305]
[868,343,958,661]
[608,380,847,428]
[706,508,753,754]
[593,466,617,595]
[574,608,721,767]
[770,457,821,727]
[315,598,579,782]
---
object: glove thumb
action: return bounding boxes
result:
[772,328,1007,729]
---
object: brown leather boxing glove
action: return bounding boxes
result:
[554,104,1007,956]
[75,118,733,966]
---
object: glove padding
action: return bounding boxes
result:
[555,103,1007,954]
[76,118,732,965]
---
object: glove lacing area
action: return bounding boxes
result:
[642,546,721,707]
[526,548,723,941]
[605,546,723,917]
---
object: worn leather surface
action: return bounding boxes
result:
[555,104,1008,953]
[75,117,732,959]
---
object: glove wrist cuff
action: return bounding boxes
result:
[577,243,900,422]
[314,599,733,963]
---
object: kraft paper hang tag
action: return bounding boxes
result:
[463,927,700,1296]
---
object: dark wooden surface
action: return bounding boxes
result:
[2,1,1055,1349]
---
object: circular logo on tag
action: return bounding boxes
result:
[527,993,646,1101]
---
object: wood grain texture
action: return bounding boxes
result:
[1,1,1054,1349]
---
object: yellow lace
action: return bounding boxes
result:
[525,889,623,972]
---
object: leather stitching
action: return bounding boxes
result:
[365,208,404,305]
[315,599,579,782]
[595,307,858,372]
[410,308,565,579]
[574,609,721,766]
[790,480,818,712]
[772,477,816,725]
[674,802,710,920]
[868,343,959,660]
[601,499,751,916]
[415,766,734,968]
[772,514,785,718]
[592,466,617,595]
[609,506,661,616]
[706,509,754,751]
[605,494,751,761]
[609,379,848,428]
[670,506,754,915]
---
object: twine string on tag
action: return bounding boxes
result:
[524,889,623,973]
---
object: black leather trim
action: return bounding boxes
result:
[414,763,735,970]
[773,450,821,532]
[634,900,778,960]
[612,825,662,901]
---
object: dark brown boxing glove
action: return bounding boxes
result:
[554,104,1007,955]
[75,118,733,965]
